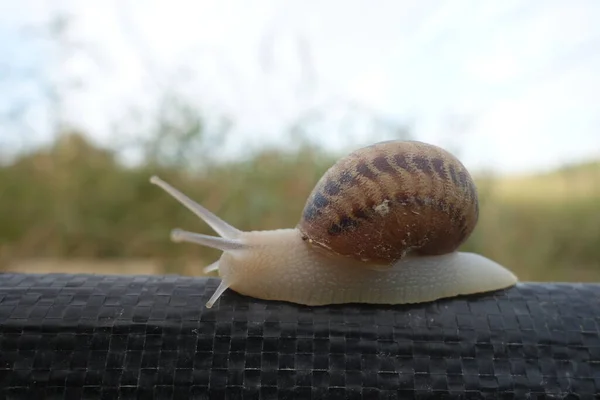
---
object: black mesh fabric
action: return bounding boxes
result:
[0,273,599,399]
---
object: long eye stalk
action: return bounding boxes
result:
[150,175,241,239]
[171,229,245,251]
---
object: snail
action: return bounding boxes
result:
[150,140,517,308]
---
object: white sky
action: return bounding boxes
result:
[1,0,600,174]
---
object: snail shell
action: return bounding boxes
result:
[297,140,479,264]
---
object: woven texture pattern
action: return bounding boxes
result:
[0,273,599,399]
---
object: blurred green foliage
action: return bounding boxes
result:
[1,131,599,282]
[0,131,337,267]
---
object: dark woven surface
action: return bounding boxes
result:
[0,273,599,399]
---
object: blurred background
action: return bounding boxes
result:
[1,0,599,281]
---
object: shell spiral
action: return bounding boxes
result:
[297,140,479,264]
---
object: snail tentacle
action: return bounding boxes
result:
[202,260,220,274]
[150,175,242,239]
[168,228,238,307]
[151,175,247,301]
[171,228,246,251]
[206,279,231,308]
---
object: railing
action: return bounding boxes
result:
[0,273,599,398]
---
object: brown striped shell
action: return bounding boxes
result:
[297,140,479,265]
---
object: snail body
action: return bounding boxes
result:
[150,140,517,308]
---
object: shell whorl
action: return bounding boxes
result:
[297,140,479,264]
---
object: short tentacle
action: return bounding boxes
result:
[202,260,220,274]
[206,280,231,308]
